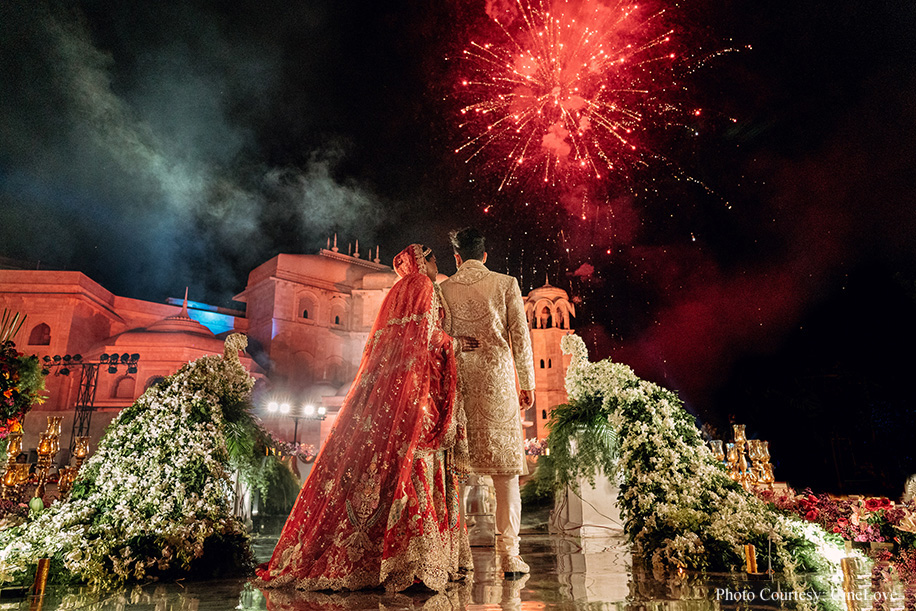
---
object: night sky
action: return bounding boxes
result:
[2,0,915,494]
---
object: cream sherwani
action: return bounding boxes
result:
[440,259,535,559]
[440,260,535,476]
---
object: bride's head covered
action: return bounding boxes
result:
[327,241,455,490]
[393,243,433,279]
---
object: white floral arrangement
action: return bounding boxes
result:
[560,334,842,606]
[0,334,256,588]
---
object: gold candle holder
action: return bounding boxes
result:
[728,424,764,491]
[726,443,739,481]
[57,466,78,497]
[709,440,725,462]
[33,432,56,500]
[73,437,91,470]
[732,424,746,444]
[747,440,762,482]
[744,544,758,574]
[46,416,62,456]
[2,467,17,490]
[14,463,30,486]
[31,558,50,596]
[1,430,23,499]
[726,426,776,490]
[757,441,776,486]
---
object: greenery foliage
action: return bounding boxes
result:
[542,393,617,491]
[0,310,25,344]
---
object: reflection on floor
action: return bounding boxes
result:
[0,529,890,610]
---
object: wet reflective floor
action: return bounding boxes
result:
[0,526,896,610]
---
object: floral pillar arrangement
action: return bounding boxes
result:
[552,334,843,607]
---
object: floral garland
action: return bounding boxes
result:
[0,340,46,437]
[0,335,256,588]
[559,334,842,605]
[524,437,548,456]
[759,488,916,602]
[760,490,916,546]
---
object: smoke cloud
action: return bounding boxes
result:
[0,1,387,305]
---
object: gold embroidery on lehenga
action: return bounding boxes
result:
[343,458,384,562]
[255,243,471,595]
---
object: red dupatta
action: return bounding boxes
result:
[256,244,459,592]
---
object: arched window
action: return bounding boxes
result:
[329,301,348,329]
[540,306,552,329]
[28,323,51,346]
[297,296,318,323]
[112,376,136,400]
[548,358,552,368]
[539,359,545,369]
[144,376,165,391]
[541,409,548,420]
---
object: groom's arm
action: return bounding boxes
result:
[506,277,535,399]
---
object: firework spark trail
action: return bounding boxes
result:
[457,0,699,193]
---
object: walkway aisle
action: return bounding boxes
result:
[0,530,857,610]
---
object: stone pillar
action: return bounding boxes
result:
[550,472,624,537]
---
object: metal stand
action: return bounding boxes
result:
[69,364,100,454]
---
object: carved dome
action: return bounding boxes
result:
[88,300,227,361]
[526,279,569,302]
[524,278,575,330]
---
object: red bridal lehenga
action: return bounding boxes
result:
[255,244,472,593]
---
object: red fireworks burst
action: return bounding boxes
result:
[456,0,696,192]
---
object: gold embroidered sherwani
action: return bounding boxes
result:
[440,260,535,476]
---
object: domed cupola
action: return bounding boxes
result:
[92,292,226,357]
[524,276,575,330]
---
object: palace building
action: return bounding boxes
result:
[0,245,575,457]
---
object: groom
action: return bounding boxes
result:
[440,227,535,575]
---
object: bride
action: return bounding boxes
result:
[255,244,474,592]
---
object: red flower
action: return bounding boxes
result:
[837,517,849,527]
[805,509,819,521]
[865,498,890,512]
